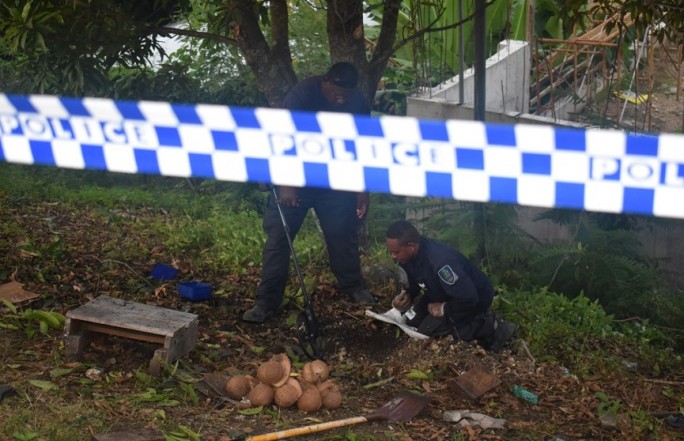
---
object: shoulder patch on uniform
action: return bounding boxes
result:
[437,265,458,285]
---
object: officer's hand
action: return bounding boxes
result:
[278,186,299,207]
[356,192,369,219]
[428,302,446,318]
[392,290,411,310]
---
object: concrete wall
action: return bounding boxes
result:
[412,40,530,115]
[407,96,588,128]
[516,206,684,289]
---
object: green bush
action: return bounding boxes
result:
[497,286,681,376]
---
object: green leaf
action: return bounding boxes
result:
[39,320,48,334]
[11,431,39,441]
[176,425,200,441]
[362,376,395,389]
[1,298,17,314]
[545,16,564,40]
[406,369,432,380]
[50,367,74,378]
[29,379,58,391]
[510,0,528,40]
[21,2,32,21]
[250,346,265,354]
[237,406,264,415]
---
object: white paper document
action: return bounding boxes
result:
[364,308,429,340]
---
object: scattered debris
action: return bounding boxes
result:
[664,415,684,430]
[149,263,178,281]
[178,281,212,302]
[513,384,539,404]
[0,281,40,305]
[91,429,165,441]
[452,364,501,400]
[599,414,619,430]
[443,409,506,429]
[0,384,18,403]
[615,90,649,105]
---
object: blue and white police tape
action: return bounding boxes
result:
[1,94,683,219]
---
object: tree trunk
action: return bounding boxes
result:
[229,0,399,108]
[229,0,298,106]
[326,0,401,103]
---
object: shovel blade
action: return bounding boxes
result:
[453,364,501,400]
[368,391,431,423]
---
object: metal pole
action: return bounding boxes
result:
[474,0,486,121]
[458,0,465,105]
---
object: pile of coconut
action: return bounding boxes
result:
[224,354,341,413]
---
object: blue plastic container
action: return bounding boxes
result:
[178,282,212,302]
[150,263,178,281]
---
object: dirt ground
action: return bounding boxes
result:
[1,46,683,439]
[583,42,684,134]
[646,43,683,134]
[1,200,683,441]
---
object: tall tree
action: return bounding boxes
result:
[2,1,680,105]
[1,1,504,106]
[164,0,403,106]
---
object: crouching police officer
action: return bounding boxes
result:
[385,220,516,351]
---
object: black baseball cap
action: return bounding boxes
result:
[326,62,359,89]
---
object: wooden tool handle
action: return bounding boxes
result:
[246,416,368,441]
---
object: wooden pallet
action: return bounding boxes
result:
[64,296,198,375]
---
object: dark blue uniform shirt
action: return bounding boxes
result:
[282,75,370,114]
[400,237,494,325]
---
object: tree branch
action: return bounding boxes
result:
[270,0,292,61]
[151,26,238,47]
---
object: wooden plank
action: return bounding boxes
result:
[66,296,197,336]
[164,317,198,361]
[79,322,166,345]
[63,327,91,361]
[0,281,40,304]
[64,296,199,375]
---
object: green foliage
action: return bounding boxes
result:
[161,210,265,269]
[533,0,586,40]
[164,424,200,441]
[628,409,658,436]
[587,0,684,46]
[133,388,181,407]
[529,209,667,320]
[161,43,268,107]
[0,164,265,217]
[2,397,109,441]
[0,0,187,95]
[374,0,519,89]
[500,286,614,356]
[595,391,621,417]
[12,431,39,441]
[499,285,682,375]
[509,0,529,41]
[0,300,65,338]
[317,431,377,441]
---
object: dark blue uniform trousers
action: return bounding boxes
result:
[254,187,363,310]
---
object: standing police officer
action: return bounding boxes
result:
[243,62,376,323]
